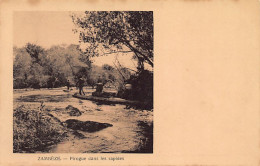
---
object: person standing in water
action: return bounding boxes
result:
[66,79,70,90]
[77,77,85,95]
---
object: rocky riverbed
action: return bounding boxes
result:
[13,87,153,153]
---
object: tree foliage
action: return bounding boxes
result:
[72,11,154,68]
[25,43,45,64]
[13,43,132,89]
[13,43,91,89]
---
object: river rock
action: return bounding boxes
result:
[66,105,82,116]
[64,119,113,132]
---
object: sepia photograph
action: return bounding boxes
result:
[13,11,153,153]
[1,0,259,165]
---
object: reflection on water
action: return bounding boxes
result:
[13,88,153,153]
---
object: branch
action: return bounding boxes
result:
[112,61,127,81]
[123,40,153,67]
[124,67,137,73]
[129,28,153,58]
[102,50,133,55]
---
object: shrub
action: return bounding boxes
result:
[13,105,67,153]
[118,70,153,109]
[13,78,27,89]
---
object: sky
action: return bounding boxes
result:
[14,11,79,48]
[13,11,136,69]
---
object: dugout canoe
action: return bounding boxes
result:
[72,93,147,106]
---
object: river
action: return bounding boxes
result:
[13,87,153,153]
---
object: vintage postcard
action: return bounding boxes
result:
[0,0,259,165]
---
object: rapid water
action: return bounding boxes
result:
[13,88,153,153]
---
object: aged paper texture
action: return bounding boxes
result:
[0,0,260,165]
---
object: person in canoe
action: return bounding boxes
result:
[96,76,103,93]
[76,77,85,95]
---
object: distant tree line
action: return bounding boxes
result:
[13,43,131,89]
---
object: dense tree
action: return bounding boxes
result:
[102,64,114,71]
[13,43,129,89]
[13,47,32,88]
[25,43,45,64]
[13,43,91,89]
[72,11,153,70]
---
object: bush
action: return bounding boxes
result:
[131,70,153,102]
[13,105,67,153]
[118,70,153,108]
[13,78,27,89]
[27,77,40,89]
